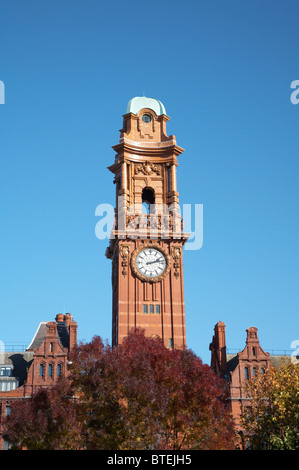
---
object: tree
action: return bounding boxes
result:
[3,378,81,450]
[241,360,299,450]
[3,330,236,450]
[70,329,235,450]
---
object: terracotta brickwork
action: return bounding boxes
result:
[106,98,188,349]
[210,321,282,443]
[2,98,290,451]
[0,314,77,449]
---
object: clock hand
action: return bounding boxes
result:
[146,260,160,265]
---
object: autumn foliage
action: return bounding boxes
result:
[241,360,299,450]
[2,379,81,450]
[3,330,235,450]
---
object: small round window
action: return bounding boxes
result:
[142,114,152,123]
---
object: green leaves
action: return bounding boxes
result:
[241,360,299,450]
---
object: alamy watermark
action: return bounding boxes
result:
[290,80,299,104]
[95,196,203,251]
[0,81,5,104]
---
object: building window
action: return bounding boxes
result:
[48,364,53,377]
[168,338,173,349]
[252,367,257,377]
[252,347,256,356]
[244,367,249,380]
[142,187,155,214]
[0,367,12,377]
[143,304,161,314]
[0,380,18,392]
[5,405,11,417]
[3,440,11,450]
[142,114,152,123]
[39,364,44,376]
[57,364,62,377]
[261,368,265,374]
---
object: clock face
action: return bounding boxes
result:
[135,247,167,279]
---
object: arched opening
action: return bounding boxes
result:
[142,187,155,213]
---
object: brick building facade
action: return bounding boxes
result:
[209,321,288,447]
[0,313,77,450]
[0,97,293,450]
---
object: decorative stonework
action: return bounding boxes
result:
[171,246,181,279]
[109,99,187,349]
[134,161,161,176]
[119,244,130,278]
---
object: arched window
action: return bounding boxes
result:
[39,364,44,376]
[244,367,249,380]
[57,364,62,377]
[252,347,256,356]
[142,187,155,213]
[252,367,257,377]
[48,364,53,377]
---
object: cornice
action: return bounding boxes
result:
[112,136,184,158]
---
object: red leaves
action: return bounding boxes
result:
[3,329,235,450]
[3,378,81,450]
[71,329,235,450]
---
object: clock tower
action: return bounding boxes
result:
[106,97,189,349]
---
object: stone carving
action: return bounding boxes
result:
[134,161,161,176]
[171,246,181,279]
[119,244,130,278]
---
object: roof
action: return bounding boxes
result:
[27,322,48,350]
[226,353,293,374]
[126,96,166,116]
[0,352,34,385]
[27,321,70,351]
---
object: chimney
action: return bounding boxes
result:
[55,313,64,323]
[212,321,227,376]
[64,313,78,351]
[246,326,259,345]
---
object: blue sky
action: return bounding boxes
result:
[0,0,298,364]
